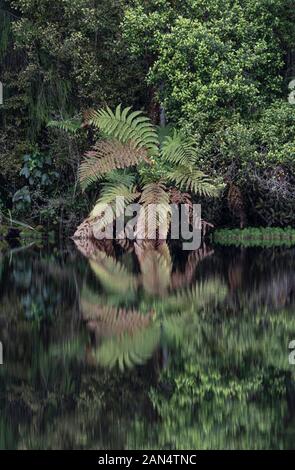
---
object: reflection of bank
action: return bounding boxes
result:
[0,341,3,364]
[0,81,3,105]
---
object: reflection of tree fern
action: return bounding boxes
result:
[73,237,116,258]
[73,218,94,240]
[116,238,134,253]
[82,303,154,337]
[162,314,187,346]
[135,242,172,295]
[162,279,228,313]
[88,254,138,295]
[95,324,160,371]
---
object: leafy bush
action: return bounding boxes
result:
[13,152,59,213]
[123,0,295,131]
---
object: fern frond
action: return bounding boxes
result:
[47,118,82,134]
[87,105,159,155]
[162,314,187,345]
[162,130,198,166]
[171,245,214,290]
[166,166,220,197]
[177,279,228,310]
[104,169,136,187]
[93,183,140,210]
[139,182,170,207]
[79,140,147,191]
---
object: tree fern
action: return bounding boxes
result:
[87,105,159,155]
[79,140,148,190]
[76,105,221,239]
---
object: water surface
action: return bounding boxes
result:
[0,239,295,449]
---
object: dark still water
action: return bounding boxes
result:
[0,239,295,450]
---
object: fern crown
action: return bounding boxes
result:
[78,105,221,200]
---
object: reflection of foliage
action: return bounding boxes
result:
[134,393,288,450]
[2,243,295,450]
[8,257,62,319]
[76,238,217,300]
[126,294,295,449]
[127,304,295,449]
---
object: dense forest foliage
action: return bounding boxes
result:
[1,0,295,232]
